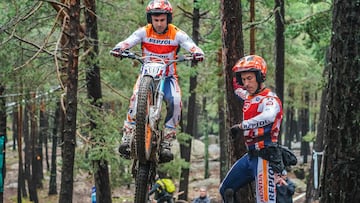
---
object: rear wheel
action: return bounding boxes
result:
[134,162,151,203]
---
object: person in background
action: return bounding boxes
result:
[110,0,204,163]
[192,187,211,203]
[219,55,284,203]
[149,175,175,203]
[276,170,296,203]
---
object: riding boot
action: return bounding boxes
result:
[159,127,176,163]
[118,121,135,159]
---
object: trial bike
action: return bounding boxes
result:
[110,50,193,203]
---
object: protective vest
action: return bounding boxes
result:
[241,88,283,150]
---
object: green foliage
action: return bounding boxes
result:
[158,157,190,181]
[176,131,192,147]
[302,131,316,142]
[0,0,335,197]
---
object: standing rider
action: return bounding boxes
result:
[110,0,204,162]
[219,55,283,203]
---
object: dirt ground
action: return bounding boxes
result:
[2,144,220,203]
[3,143,308,203]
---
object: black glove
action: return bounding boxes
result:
[192,53,204,61]
[230,124,241,138]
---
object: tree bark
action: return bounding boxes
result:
[179,0,201,200]
[221,0,253,202]
[274,0,285,140]
[305,50,329,203]
[300,91,310,164]
[48,101,60,195]
[29,93,40,202]
[59,1,81,202]
[0,85,6,202]
[217,49,228,181]
[84,0,112,202]
[320,1,360,202]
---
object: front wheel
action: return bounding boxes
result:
[136,76,155,163]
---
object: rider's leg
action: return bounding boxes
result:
[118,76,140,159]
[254,157,277,203]
[160,77,181,162]
[219,154,255,201]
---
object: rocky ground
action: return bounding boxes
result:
[3,139,310,203]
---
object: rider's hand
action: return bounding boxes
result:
[192,53,204,62]
[233,77,243,90]
[230,124,242,138]
[110,47,123,58]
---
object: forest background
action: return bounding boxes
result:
[1,0,359,203]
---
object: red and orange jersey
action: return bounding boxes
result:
[114,24,204,76]
[239,88,283,150]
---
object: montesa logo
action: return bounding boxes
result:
[149,38,171,45]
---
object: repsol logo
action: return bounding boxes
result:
[243,120,270,129]
[258,167,276,202]
[268,168,276,201]
[149,38,171,45]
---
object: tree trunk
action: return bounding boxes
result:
[179,1,201,200]
[217,49,228,181]
[59,1,81,202]
[284,84,295,148]
[12,108,18,151]
[274,0,285,141]
[49,101,61,195]
[0,85,6,202]
[274,0,285,103]
[84,0,112,202]
[40,99,49,172]
[29,93,40,202]
[300,91,310,164]
[249,0,255,55]
[17,104,25,202]
[24,97,38,201]
[320,1,360,203]
[305,50,329,203]
[221,0,253,202]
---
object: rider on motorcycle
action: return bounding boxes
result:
[110,0,204,162]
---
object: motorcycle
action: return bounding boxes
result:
[110,49,194,203]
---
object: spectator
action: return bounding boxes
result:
[149,175,175,203]
[276,170,296,203]
[192,187,211,203]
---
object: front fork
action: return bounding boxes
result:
[149,79,164,131]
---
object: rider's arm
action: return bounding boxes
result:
[233,77,248,100]
[241,97,281,129]
[114,27,146,50]
[175,28,204,55]
[149,183,160,195]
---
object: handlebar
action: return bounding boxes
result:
[110,49,195,65]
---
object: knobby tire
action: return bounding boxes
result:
[134,162,151,203]
[134,76,154,203]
